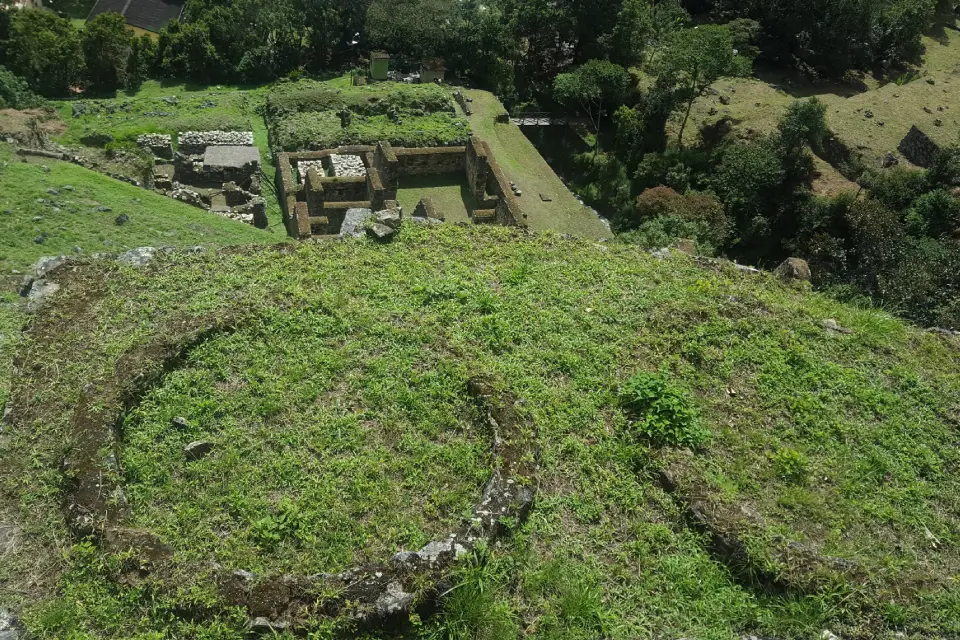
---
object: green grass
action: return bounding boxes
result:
[464,90,613,239]
[2,224,958,639]
[264,78,470,151]
[269,111,471,152]
[395,173,479,224]
[123,320,491,576]
[56,83,255,149]
[0,143,278,279]
[265,80,456,118]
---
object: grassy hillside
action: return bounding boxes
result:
[1,224,957,639]
[0,141,280,423]
[683,31,960,172]
[0,143,278,276]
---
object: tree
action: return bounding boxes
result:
[126,34,158,89]
[655,25,743,148]
[610,0,688,68]
[83,12,134,92]
[366,0,458,60]
[0,65,44,109]
[158,22,219,83]
[553,59,630,153]
[8,9,83,96]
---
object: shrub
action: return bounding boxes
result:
[769,447,810,483]
[618,215,718,254]
[0,66,44,109]
[633,185,684,220]
[618,186,729,250]
[570,152,633,222]
[907,189,960,238]
[863,166,930,212]
[927,146,960,189]
[620,371,709,448]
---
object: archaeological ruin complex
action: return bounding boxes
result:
[276,137,523,239]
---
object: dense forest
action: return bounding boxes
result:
[0,0,958,328]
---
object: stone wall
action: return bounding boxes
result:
[466,137,521,227]
[898,125,941,168]
[137,134,173,160]
[317,176,367,201]
[178,130,255,155]
[395,147,466,175]
[453,90,473,116]
[276,139,522,239]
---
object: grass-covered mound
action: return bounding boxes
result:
[1,224,958,639]
[265,80,456,118]
[264,79,470,151]
[122,321,492,576]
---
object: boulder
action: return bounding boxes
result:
[25,280,60,313]
[366,222,397,242]
[184,441,214,460]
[374,208,402,230]
[774,257,811,282]
[117,247,156,268]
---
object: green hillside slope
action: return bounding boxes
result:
[0,141,281,442]
[1,224,957,640]
[0,143,278,277]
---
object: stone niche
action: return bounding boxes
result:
[898,125,940,168]
[276,138,523,240]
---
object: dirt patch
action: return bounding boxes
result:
[0,108,67,148]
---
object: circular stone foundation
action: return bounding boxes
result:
[46,316,538,633]
[120,330,493,576]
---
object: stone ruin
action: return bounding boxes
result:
[276,137,523,239]
[897,125,941,168]
[137,131,266,227]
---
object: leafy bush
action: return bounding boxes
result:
[569,152,633,222]
[769,447,810,483]
[618,215,718,254]
[617,186,729,251]
[0,66,44,109]
[862,166,930,212]
[927,146,960,189]
[907,190,960,238]
[620,371,709,448]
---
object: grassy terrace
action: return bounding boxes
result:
[1,224,957,638]
[395,174,479,224]
[0,143,277,279]
[53,80,286,229]
[463,90,613,239]
[265,80,471,151]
